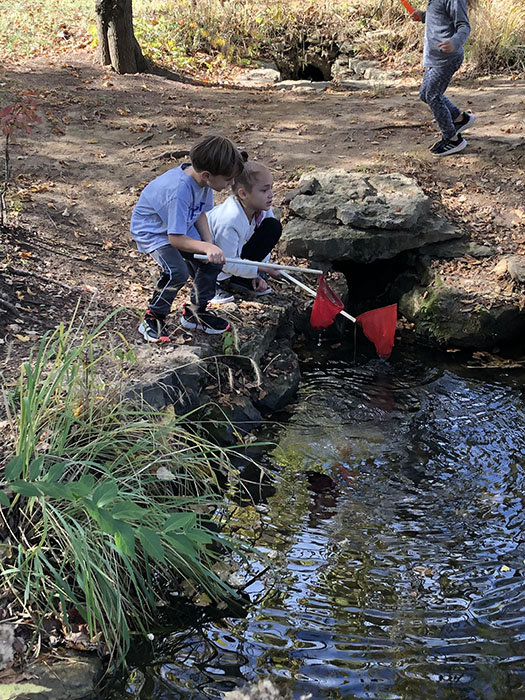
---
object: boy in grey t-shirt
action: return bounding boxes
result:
[411,0,476,156]
[130,135,244,342]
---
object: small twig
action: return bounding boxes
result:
[46,212,59,230]
[156,148,190,160]
[263,353,281,373]
[370,122,428,131]
[135,132,154,146]
[0,295,24,318]
[6,265,74,291]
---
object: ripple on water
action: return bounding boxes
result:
[112,351,525,700]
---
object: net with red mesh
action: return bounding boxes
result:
[309,275,397,358]
[356,304,397,359]
[309,275,344,330]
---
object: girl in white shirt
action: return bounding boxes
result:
[207,160,282,303]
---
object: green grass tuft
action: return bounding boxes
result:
[0,315,252,665]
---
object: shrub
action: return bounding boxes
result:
[0,0,523,74]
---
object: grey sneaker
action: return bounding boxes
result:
[138,311,170,343]
[209,286,235,304]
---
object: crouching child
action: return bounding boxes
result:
[207,159,282,304]
[130,135,244,342]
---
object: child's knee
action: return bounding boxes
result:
[426,92,443,109]
[169,266,189,287]
[205,261,223,275]
[260,217,282,245]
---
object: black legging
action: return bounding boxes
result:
[240,217,282,263]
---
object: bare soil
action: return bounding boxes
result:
[1,51,524,381]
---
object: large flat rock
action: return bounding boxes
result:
[280,213,460,264]
[288,171,431,230]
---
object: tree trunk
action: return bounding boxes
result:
[95,0,148,74]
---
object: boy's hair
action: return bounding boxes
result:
[232,160,270,194]
[190,135,244,177]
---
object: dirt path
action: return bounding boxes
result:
[1,51,524,376]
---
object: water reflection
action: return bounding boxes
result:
[109,346,525,699]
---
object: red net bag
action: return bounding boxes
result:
[356,304,397,359]
[310,275,344,330]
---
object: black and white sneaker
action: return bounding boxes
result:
[429,135,467,157]
[454,111,476,135]
[208,285,235,305]
[138,310,170,343]
[181,306,230,335]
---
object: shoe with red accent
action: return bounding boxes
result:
[138,310,170,343]
[181,306,230,335]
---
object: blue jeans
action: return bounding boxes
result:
[148,245,221,318]
[419,56,463,140]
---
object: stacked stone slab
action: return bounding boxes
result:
[280,170,525,349]
[280,169,461,265]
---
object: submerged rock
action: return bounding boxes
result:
[1,651,101,700]
[224,678,311,699]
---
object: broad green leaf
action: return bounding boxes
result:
[138,527,165,563]
[10,481,41,497]
[114,521,136,559]
[37,482,74,500]
[70,474,95,498]
[87,505,118,536]
[4,455,24,481]
[167,532,200,559]
[186,529,213,545]
[0,491,11,508]
[29,456,44,480]
[111,501,148,520]
[43,463,67,483]
[92,480,118,507]
[164,512,197,532]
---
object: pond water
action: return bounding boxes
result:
[108,342,525,700]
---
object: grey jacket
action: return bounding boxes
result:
[422,0,470,67]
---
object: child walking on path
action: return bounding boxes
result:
[412,0,476,156]
[130,135,244,342]
[207,160,282,304]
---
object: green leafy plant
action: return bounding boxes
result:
[0,316,251,665]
